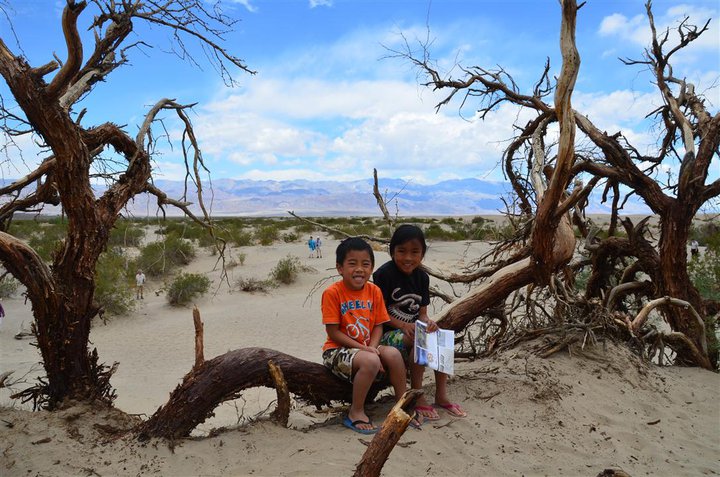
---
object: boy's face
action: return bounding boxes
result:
[392,238,424,275]
[337,249,374,291]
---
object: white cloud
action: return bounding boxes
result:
[309,0,333,8]
[598,12,650,45]
[190,74,528,183]
[598,4,719,51]
[134,3,719,186]
[0,132,45,179]
[574,90,659,127]
[227,0,258,13]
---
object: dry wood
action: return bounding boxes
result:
[630,296,707,355]
[604,281,649,311]
[353,389,423,477]
[539,335,580,359]
[372,168,395,229]
[192,306,204,370]
[268,360,290,427]
[136,347,387,440]
[596,469,632,477]
[0,370,13,388]
[0,0,255,408]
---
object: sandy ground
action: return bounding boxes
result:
[0,235,719,476]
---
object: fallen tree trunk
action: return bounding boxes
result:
[136,347,385,440]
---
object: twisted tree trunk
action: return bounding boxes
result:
[136,348,386,440]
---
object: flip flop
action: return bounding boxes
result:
[408,412,423,430]
[433,402,467,418]
[342,415,378,435]
[415,405,441,421]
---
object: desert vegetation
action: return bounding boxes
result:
[0,0,718,475]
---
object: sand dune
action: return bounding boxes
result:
[1,236,718,476]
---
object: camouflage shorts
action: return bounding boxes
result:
[322,347,386,383]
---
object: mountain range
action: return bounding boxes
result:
[145,177,513,217]
[3,177,651,217]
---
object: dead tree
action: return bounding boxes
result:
[392,0,718,368]
[0,0,253,408]
[138,0,584,441]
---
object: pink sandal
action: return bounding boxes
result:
[415,405,441,421]
[433,402,467,417]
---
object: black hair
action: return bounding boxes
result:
[389,224,427,257]
[336,237,374,266]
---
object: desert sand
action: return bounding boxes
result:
[0,234,718,476]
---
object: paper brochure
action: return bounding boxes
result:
[414,320,454,375]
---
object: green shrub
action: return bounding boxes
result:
[424,224,465,241]
[255,225,280,246]
[295,222,316,234]
[237,276,275,293]
[95,248,135,316]
[108,222,145,247]
[270,255,303,284]
[166,272,211,306]
[28,222,67,262]
[0,275,20,298]
[282,232,299,243]
[689,250,720,301]
[691,221,720,247]
[7,219,42,239]
[137,235,196,277]
[231,230,254,247]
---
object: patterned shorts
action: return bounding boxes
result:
[380,329,410,361]
[322,347,386,383]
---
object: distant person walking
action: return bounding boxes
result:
[308,236,316,258]
[315,236,323,258]
[135,269,146,299]
[690,239,700,258]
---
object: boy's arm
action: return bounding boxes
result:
[325,324,380,354]
[386,315,416,338]
[418,306,439,332]
[368,323,384,348]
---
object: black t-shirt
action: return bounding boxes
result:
[372,261,430,332]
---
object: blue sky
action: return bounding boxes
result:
[1,0,718,186]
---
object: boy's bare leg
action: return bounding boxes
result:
[404,333,440,420]
[434,370,466,416]
[349,351,382,431]
[434,370,449,403]
[378,346,406,398]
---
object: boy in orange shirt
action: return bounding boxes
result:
[321,237,408,434]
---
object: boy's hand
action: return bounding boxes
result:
[425,319,439,333]
[368,345,385,373]
[364,344,381,355]
[404,322,415,339]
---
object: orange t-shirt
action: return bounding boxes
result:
[321,280,390,352]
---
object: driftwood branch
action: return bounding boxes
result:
[604,281,650,311]
[192,306,204,370]
[372,168,395,229]
[353,389,423,477]
[629,296,708,356]
[287,211,389,244]
[268,360,290,427]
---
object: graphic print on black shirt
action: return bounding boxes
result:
[387,287,422,323]
[373,261,430,332]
